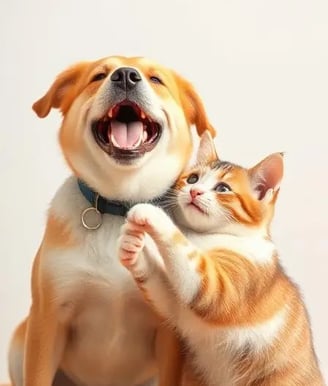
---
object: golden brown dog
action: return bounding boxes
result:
[8,56,214,386]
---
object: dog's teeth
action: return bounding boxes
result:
[108,108,114,118]
[110,133,120,148]
[140,111,146,119]
[143,130,148,142]
[132,135,143,148]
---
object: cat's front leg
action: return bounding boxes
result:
[118,217,177,318]
[127,204,202,304]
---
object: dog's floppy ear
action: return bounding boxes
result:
[33,62,90,118]
[175,73,216,138]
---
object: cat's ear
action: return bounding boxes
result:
[248,152,284,202]
[196,130,219,164]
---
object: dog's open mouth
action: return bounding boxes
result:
[92,101,162,160]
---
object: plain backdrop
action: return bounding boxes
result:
[0,0,327,382]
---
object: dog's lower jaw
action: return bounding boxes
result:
[71,147,183,202]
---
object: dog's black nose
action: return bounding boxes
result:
[110,67,142,90]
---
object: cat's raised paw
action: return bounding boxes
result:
[118,229,145,267]
[127,203,169,232]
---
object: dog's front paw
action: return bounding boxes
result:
[127,203,173,235]
[118,223,145,268]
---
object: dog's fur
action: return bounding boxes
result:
[7,56,214,386]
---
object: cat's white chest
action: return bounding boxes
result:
[186,231,275,265]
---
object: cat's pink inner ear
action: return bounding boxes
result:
[249,153,284,200]
[196,130,219,164]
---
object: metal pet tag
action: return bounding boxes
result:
[81,194,102,230]
[81,207,102,230]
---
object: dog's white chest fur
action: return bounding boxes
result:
[44,177,159,385]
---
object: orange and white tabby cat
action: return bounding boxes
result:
[118,132,324,386]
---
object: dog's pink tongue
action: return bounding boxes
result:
[110,121,144,149]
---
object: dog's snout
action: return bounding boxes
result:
[110,67,142,91]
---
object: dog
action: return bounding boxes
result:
[7,56,215,386]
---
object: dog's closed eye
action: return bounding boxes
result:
[91,73,108,83]
[150,75,164,85]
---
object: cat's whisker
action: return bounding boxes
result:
[160,203,179,211]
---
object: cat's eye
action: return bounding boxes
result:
[215,182,232,193]
[91,73,107,82]
[186,173,199,184]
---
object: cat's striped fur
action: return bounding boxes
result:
[119,132,324,386]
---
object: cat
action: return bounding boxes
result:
[118,131,324,386]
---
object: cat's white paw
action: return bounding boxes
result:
[127,203,173,234]
[118,223,145,268]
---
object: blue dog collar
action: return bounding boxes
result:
[78,180,134,217]
[78,179,169,218]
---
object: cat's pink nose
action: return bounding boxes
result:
[190,188,204,199]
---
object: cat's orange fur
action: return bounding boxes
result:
[119,132,324,386]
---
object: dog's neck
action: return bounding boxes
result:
[78,179,169,217]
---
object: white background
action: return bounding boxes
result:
[0,0,327,382]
